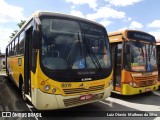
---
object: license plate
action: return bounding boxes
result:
[145,88,151,92]
[79,94,92,101]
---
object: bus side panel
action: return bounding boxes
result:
[7,56,24,88]
[10,57,18,83]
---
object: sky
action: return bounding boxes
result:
[0,0,160,53]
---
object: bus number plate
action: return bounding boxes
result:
[145,88,151,92]
[79,94,92,101]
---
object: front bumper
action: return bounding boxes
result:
[33,85,112,110]
[122,83,159,95]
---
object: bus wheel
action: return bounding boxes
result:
[21,83,27,101]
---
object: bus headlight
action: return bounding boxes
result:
[153,79,157,84]
[108,80,113,86]
[129,82,132,86]
[44,85,50,91]
[129,82,138,87]
[133,82,137,87]
[52,88,57,93]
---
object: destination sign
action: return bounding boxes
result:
[127,31,156,43]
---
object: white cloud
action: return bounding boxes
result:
[70,10,84,18]
[105,0,142,7]
[118,27,128,31]
[86,7,126,21]
[124,17,132,22]
[147,20,160,28]
[71,5,76,9]
[0,27,13,53]
[99,20,112,27]
[0,0,25,23]
[149,30,160,39]
[127,17,132,21]
[65,0,98,10]
[129,21,143,29]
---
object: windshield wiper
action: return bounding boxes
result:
[83,34,102,70]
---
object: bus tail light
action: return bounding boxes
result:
[44,85,50,91]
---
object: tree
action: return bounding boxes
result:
[9,30,18,39]
[17,20,26,28]
[9,20,26,39]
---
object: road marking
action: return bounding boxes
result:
[153,117,160,120]
[26,103,39,120]
[100,97,160,119]
[153,91,160,96]
[105,97,160,111]
[99,100,112,107]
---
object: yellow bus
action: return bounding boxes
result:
[108,30,159,95]
[6,11,112,110]
[156,39,160,86]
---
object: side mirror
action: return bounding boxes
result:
[32,29,40,49]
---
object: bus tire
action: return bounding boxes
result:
[19,76,27,101]
[6,69,9,76]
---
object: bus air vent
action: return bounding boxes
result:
[63,84,105,95]
[63,93,104,107]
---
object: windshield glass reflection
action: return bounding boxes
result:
[41,19,111,70]
[124,41,157,72]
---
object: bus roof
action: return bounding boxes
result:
[8,11,104,46]
[108,30,125,43]
[108,29,156,43]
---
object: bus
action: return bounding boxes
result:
[6,11,112,110]
[156,39,160,85]
[108,30,159,95]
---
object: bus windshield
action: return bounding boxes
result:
[124,41,157,72]
[41,18,111,70]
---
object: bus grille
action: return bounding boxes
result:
[63,93,104,107]
[134,75,157,80]
[140,80,154,87]
[134,76,157,87]
[63,84,105,95]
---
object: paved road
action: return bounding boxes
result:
[0,76,160,120]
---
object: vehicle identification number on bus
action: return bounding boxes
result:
[61,83,72,88]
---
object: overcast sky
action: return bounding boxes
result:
[0,0,160,53]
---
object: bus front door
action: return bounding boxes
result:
[24,27,33,98]
[111,43,122,92]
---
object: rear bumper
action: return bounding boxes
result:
[122,84,159,95]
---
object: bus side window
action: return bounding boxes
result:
[19,31,25,55]
[8,46,9,57]
[10,43,12,56]
[12,40,15,56]
[15,37,19,55]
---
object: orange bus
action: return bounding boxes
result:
[109,30,159,95]
[156,39,160,85]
